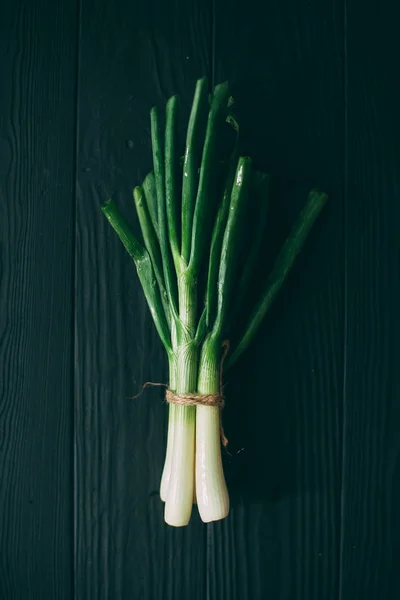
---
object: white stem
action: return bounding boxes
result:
[196,342,229,523]
[164,341,197,526]
[160,405,175,501]
[164,405,195,526]
[193,448,197,504]
[160,329,177,502]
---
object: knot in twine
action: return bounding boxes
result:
[133,340,230,447]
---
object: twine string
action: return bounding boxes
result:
[165,390,224,408]
[131,340,230,447]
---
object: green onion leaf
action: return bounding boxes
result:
[133,186,170,327]
[151,106,179,318]
[212,157,252,339]
[189,81,230,274]
[181,77,209,264]
[165,95,181,264]
[227,189,327,368]
[101,199,171,353]
[142,171,159,240]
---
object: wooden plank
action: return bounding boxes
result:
[210,1,345,598]
[0,1,77,598]
[75,1,211,597]
[340,2,400,598]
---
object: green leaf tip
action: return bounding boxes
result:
[133,186,145,207]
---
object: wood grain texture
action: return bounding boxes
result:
[211,1,345,599]
[75,0,211,597]
[0,1,77,598]
[2,0,398,597]
[340,2,400,598]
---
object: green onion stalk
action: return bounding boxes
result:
[101,77,327,526]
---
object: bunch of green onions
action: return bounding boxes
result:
[101,77,326,527]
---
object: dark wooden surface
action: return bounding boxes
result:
[341,2,400,598]
[0,1,77,598]
[1,0,399,599]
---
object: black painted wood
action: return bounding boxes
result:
[75,0,211,597]
[210,1,345,598]
[0,1,77,598]
[1,0,400,598]
[340,3,400,599]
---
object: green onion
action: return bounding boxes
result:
[101,78,327,526]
